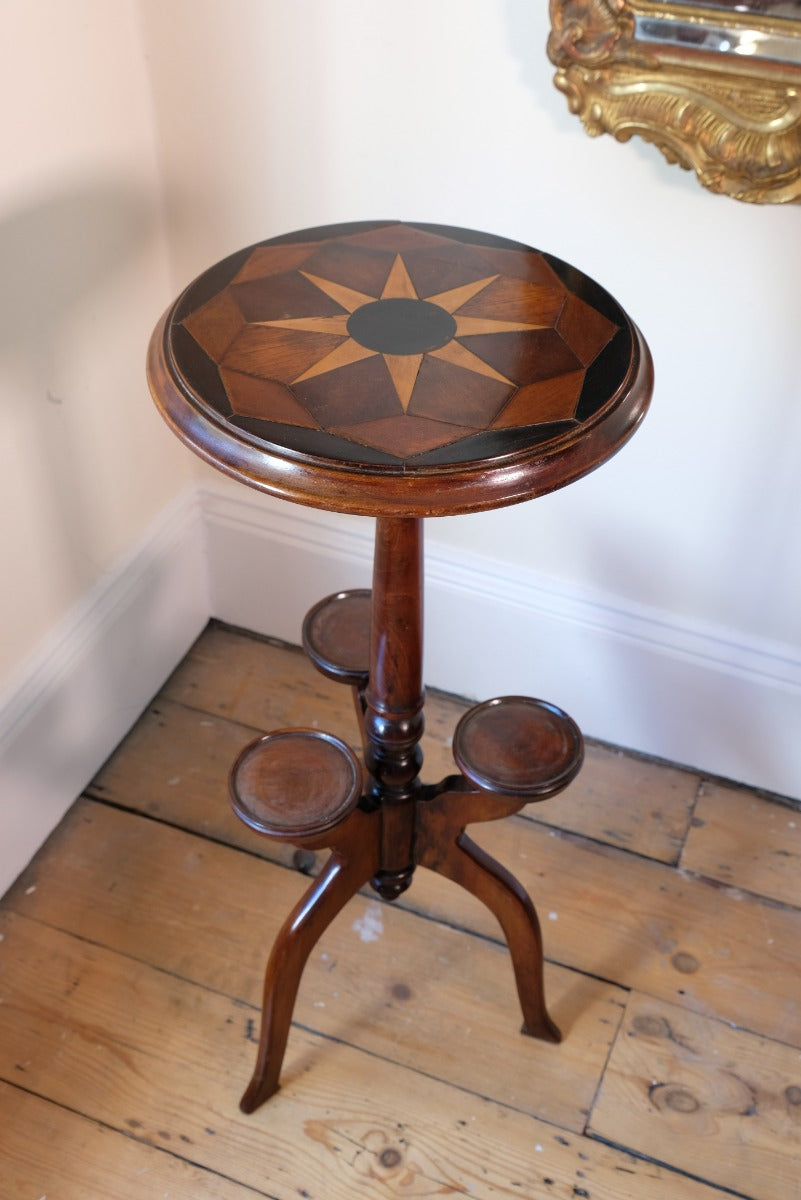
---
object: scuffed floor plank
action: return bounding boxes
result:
[681,781,801,907]
[0,914,726,1200]
[528,742,698,865]
[87,698,280,859]
[590,991,801,1199]
[161,629,364,749]
[6,799,624,1133]
[414,815,801,1049]
[0,1080,264,1199]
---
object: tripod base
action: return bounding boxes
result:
[231,679,581,1112]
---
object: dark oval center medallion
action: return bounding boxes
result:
[347,297,456,355]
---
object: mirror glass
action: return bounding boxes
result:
[637,1,801,63]
[668,2,801,14]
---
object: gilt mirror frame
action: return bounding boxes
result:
[547,1,801,203]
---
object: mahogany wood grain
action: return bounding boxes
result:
[144,221,654,1112]
[231,729,362,840]
[417,796,560,1044]
[235,516,586,1106]
[363,518,425,899]
[238,813,378,1114]
[147,221,652,516]
[301,589,371,687]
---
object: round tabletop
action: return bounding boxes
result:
[147,221,652,516]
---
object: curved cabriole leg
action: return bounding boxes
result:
[239,844,374,1113]
[418,811,560,1044]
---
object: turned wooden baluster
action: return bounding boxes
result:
[363,516,425,901]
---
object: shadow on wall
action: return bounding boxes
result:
[0,180,156,608]
[0,182,208,896]
[580,530,796,797]
[0,180,154,354]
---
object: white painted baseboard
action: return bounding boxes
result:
[203,485,801,802]
[0,487,209,898]
[5,479,799,898]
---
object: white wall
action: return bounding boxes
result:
[139,0,801,770]
[0,0,195,687]
[0,0,206,893]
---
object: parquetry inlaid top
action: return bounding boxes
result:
[148,221,652,515]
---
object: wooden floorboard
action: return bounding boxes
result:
[3,621,800,1199]
[0,1079,264,1199]
[7,798,627,1133]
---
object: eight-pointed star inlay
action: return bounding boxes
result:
[173,222,627,467]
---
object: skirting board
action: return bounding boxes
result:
[0,487,209,899]
[4,480,800,897]
[203,485,801,803]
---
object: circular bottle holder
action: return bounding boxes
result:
[230,728,362,840]
[453,696,583,800]
[302,590,371,687]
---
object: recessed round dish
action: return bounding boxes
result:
[302,589,371,685]
[230,728,362,839]
[453,696,583,799]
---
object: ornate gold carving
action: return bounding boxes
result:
[548,1,801,203]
